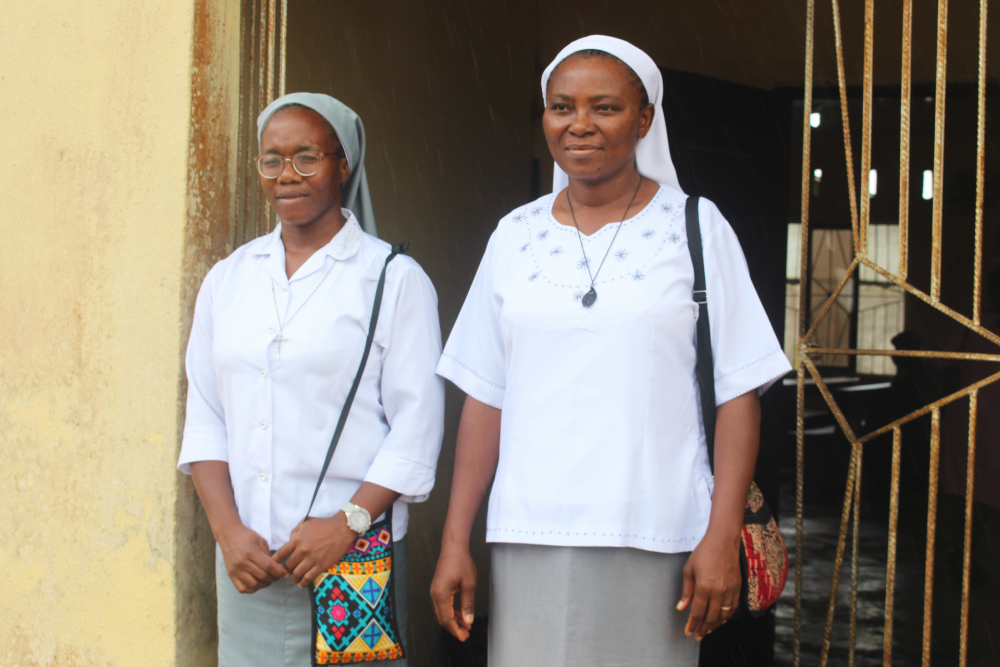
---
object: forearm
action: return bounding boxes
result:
[706,390,760,541]
[349,482,401,522]
[441,395,502,550]
[190,460,242,540]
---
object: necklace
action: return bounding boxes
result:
[567,174,644,308]
[270,262,336,360]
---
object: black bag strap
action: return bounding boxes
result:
[684,196,718,472]
[304,243,409,519]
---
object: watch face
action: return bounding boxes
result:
[347,511,369,533]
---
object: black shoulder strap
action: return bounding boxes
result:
[304,242,409,519]
[685,197,718,472]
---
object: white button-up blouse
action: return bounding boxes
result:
[437,186,791,553]
[179,213,445,549]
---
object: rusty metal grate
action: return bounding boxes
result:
[794,1,998,666]
[233,0,288,248]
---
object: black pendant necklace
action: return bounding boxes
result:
[568,175,644,308]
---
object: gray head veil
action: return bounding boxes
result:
[257,93,377,236]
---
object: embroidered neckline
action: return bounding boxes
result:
[544,185,664,239]
[516,187,688,296]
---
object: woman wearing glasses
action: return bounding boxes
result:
[178,93,444,666]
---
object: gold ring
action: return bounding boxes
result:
[721,606,732,611]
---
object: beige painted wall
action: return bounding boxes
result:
[0,0,239,664]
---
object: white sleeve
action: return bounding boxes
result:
[436,231,506,409]
[364,258,446,503]
[177,266,229,474]
[701,198,792,405]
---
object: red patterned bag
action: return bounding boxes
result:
[740,482,789,614]
[685,197,789,616]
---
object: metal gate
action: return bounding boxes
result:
[795,1,1000,665]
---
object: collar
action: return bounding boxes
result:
[253,210,365,285]
[252,209,364,261]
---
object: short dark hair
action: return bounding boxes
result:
[550,50,650,107]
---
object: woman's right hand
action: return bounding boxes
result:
[217,522,289,594]
[430,545,478,641]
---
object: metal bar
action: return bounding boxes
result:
[234,0,249,249]
[922,409,941,667]
[804,355,859,444]
[819,450,860,667]
[848,446,863,667]
[803,256,861,344]
[257,0,268,237]
[831,0,861,254]
[243,0,259,246]
[278,0,288,97]
[858,368,1000,444]
[930,0,948,301]
[263,0,276,231]
[266,0,276,105]
[807,348,1000,362]
[794,5,816,659]
[959,390,978,667]
[858,0,875,257]
[973,0,988,325]
[883,427,902,666]
[899,0,913,281]
[860,258,1000,347]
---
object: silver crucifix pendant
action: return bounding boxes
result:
[274,332,288,360]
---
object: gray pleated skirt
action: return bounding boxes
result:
[489,543,699,667]
[215,539,409,667]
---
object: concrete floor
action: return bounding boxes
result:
[773,469,1000,666]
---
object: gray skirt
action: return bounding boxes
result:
[489,543,699,667]
[215,539,408,667]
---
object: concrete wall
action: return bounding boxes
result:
[0,0,240,664]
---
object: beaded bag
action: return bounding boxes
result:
[304,245,409,664]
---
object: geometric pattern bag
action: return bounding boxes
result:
[684,198,789,616]
[311,508,404,663]
[304,244,408,664]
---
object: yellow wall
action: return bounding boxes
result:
[0,0,238,664]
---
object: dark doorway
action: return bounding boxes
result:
[661,68,794,667]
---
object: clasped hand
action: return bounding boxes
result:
[220,514,357,593]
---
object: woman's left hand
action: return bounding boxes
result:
[677,528,742,640]
[273,514,358,588]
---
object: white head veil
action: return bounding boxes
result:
[257,92,377,236]
[541,35,682,194]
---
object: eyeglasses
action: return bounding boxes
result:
[254,151,342,179]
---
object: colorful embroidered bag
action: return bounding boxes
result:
[685,198,789,616]
[303,245,408,664]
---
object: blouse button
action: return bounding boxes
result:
[261,371,268,378]
[269,327,275,333]
[260,473,268,481]
[259,422,267,430]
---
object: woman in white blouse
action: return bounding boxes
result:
[179,93,444,666]
[429,37,790,666]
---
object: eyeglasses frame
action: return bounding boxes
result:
[254,151,344,179]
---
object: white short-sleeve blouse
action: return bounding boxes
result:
[436,185,791,553]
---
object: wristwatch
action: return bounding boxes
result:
[341,501,372,534]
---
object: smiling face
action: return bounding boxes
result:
[258,105,350,228]
[543,53,654,185]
